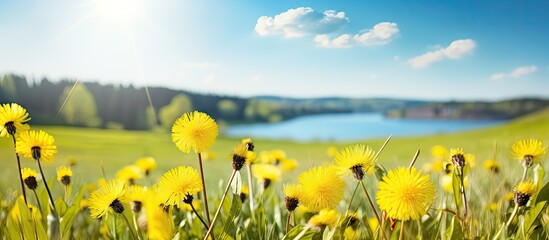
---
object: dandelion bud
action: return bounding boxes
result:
[21,168,38,190]
[232,143,248,171]
[110,199,125,214]
[5,122,16,135]
[57,166,73,186]
[514,181,536,207]
[131,201,142,213]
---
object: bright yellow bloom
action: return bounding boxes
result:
[514,180,537,206]
[116,165,143,184]
[252,163,281,188]
[488,203,498,212]
[21,168,38,190]
[483,159,501,173]
[440,174,468,193]
[284,183,300,211]
[298,166,344,212]
[202,151,217,161]
[327,146,338,158]
[431,145,448,158]
[89,179,127,218]
[279,158,298,172]
[171,111,218,153]
[432,159,444,173]
[334,144,376,180]
[511,139,546,164]
[10,198,41,221]
[135,157,157,174]
[308,209,338,229]
[179,199,201,212]
[0,103,30,137]
[241,138,255,151]
[80,199,89,209]
[146,188,174,239]
[126,185,147,212]
[157,166,203,206]
[465,153,476,168]
[376,167,436,221]
[260,150,286,165]
[15,130,57,162]
[56,166,72,185]
[232,143,248,170]
[245,151,257,165]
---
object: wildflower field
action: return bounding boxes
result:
[1,103,549,240]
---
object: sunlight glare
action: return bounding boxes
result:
[91,0,144,27]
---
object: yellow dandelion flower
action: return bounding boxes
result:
[279,158,298,172]
[21,168,38,190]
[157,166,203,206]
[488,203,498,212]
[483,159,500,174]
[126,185,147,212]
[376,167,436,221]
[514,180,537,206]
[431,145,448,158]
[252,163,281,189]
[367,217,379,230]
[116,165,143,185]
[232,143,248,170]
[298,166,344,212]
[245,151,257,165]
[135,157,157,175]
[327,146,338,158]
[171,111,218,153]
[449,148,465,168]
[89,179,127,218]
[260,150,286,165]
[0,103,30,137]
[334,144,376,180]
[10,198,42,221]
[241,138,255,151]
[56,166,72,186]
[80,199,89,209]
[15,130,57,162]
[511,139,546,167]
[440,174,468,193]
[146,187,175,239]
[284,183,300,211]
[239,185,249,202]
[432,159,444,173]
[308,208,338,229]
[202,151,217,160]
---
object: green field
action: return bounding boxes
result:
[1,109,548,193]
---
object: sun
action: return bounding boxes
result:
[90,0,145,28]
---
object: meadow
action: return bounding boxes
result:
[1,107,548,239]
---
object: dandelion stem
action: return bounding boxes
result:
[246,164,255,212]
[121,213,138,240]
[493,204,519,239]
[204,169,237,240]
[132,213,142,240]
[197,153,213,227]
[399,220,405,240]
[285,211,292,234]
[345,181,360,215]
[360,180,381,226]
[189,201,209,230]
[459,173,468,218]
[11,135,28,205]
[32,190,43,213]
[36,158,58,216]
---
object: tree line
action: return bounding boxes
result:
[0,74,347,130]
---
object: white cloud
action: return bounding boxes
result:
[181,62,220,70]
[491,65,537,80]
[314,22,399,48]
[408,39,476,69]
[313,34,352,48]
[353,22,399,46]
[252,74,263,82]
[255,7,348,38]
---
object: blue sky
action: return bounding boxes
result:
[0,0,548,100]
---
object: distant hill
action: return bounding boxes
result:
[386,98,549,120]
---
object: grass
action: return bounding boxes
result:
[1,109,548,191]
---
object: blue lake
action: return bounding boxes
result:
[226,113,503,141]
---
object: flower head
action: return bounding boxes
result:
[89,179,127,218]
[241,138,254,151]
[483,159,500,174]
[116,165,143,185]
[232,143,248,171]
[514,181,537,206]
[135,157,157,175]
[279,158,298,172]
[298,166,344,212]
[56,166,72,186]
[376,167,436,221]
[157,166,203,206]
[511,139,546,167]
[171,111,218,153]
[284,183,300,211]
[449,148,465,168]
[245,151,257,165]
[0,103,30,137]
[334,144,376,180]
[126,185,147,212]
[308,209,338,229]
[240,185,249,202]
[431,145,448,158]
[146,187,175,239]
[16,130,57,162]
[21,168,38,190]
[327,146,338,158]
[252,163,281,189]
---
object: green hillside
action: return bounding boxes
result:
[0,108,548,191]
